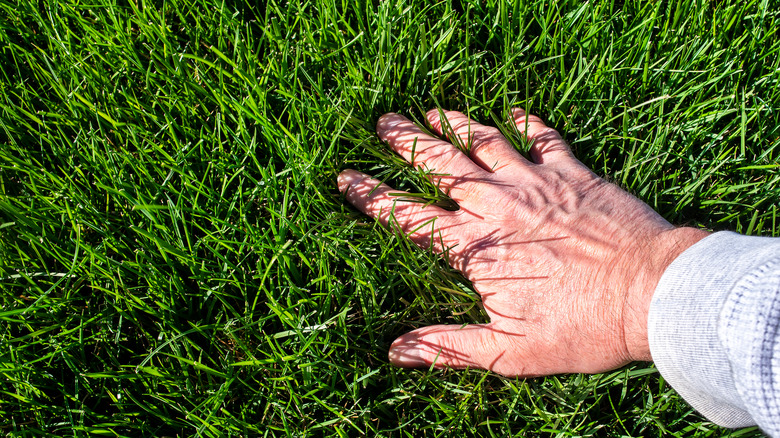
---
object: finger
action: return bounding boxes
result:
[389,323,542,377]
[426,109,529,173]
[511,108,575,164]
[377,113,490,202]
[338,169,457,250]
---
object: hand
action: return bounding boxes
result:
[338,109,708,377]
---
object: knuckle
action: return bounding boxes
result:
[471,127,504,149]
[528,126,561,141]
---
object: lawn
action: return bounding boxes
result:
[1,0,778,436]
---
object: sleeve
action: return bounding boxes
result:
[648,231,780,435]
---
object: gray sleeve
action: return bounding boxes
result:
[648,231,780,435]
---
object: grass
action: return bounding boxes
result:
[1,0,779,435]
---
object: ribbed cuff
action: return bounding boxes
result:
[648,231,780,428]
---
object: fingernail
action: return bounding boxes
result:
[388,338,427,367]
[376,113,402,132]
[388,346,426,367]
[337,170,361,193]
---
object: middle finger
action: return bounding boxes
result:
[377,113,490,204]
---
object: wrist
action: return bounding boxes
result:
[622,226,710,362]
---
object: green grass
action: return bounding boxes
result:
[1,0,778,435]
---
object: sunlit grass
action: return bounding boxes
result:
[1,0,778,435]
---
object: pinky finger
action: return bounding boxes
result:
[511,108,575,165]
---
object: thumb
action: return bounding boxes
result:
[388,324,514,373]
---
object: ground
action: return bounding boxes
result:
[1,0,778,436]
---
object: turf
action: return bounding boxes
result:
[1,0,778,436]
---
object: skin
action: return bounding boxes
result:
[338,108,709,377]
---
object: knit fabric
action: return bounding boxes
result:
[719,256,780,435]
[648,231,780,435]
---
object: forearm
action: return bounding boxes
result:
[621,226,710,362]
[648,231,780,433]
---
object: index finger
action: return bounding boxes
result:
[338,169,459,252]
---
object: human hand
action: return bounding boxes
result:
[338,109,708,377]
